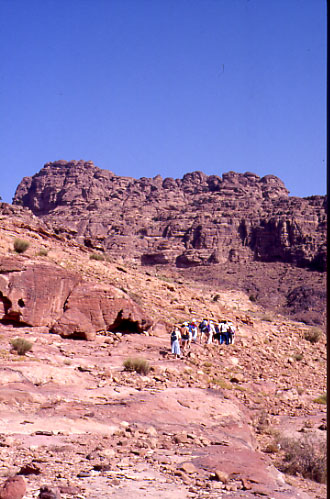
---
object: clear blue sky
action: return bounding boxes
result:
[0,0,326,203]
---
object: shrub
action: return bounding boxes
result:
[157,275,172,283]
[304,328,322,344]
[278,435,327,484]
[10,337,33,355]
[212,294,220,302]
[261,314,273,322]
[249,295,257,302]
[264,443,280,454]
[203,361,212,368]
[313,392,327,405]
[211,378,233,390]
[294,352,304,361]
[37,247,48,256]
[123,357,150,375]
[90,253,105,261]
[13,238,30,254]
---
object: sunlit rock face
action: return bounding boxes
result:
[13,160,326,272]
[0,256,152,339]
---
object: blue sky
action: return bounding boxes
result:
[0,0,326,203]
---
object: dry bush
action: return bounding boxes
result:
[123,357,150,375]
[13,238,30,254]
[304,328,322,344]
[261,314,273,322]
[90,253,105,261]
[278,435,327,484]
[10,337,33,355]
[313,392,327,405]
[211,378,233,390]
[37,247,48,256]
[255,411,271,434]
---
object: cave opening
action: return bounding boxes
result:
[110,318,141,334]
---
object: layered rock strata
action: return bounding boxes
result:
[13,160,326,271]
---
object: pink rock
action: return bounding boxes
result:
[0,476,26,499]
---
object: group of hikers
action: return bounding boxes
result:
[170,318,236,358]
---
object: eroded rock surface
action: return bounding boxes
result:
[0,256,151,338]
[13,160,326,271]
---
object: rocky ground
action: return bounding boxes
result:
[0,205,327,498]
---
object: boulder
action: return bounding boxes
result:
[0,257,81,327]
[0,257,152,339]
[0,476,26,499]
[51,282,152,339]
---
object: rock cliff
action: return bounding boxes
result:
[13,160,326,271]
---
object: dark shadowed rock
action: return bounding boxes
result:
[38,486,61,499]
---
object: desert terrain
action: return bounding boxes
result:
[0,199,326,499]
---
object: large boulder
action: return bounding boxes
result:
[0,256,81,327]
[51,282,152,340]
[0,476,26,499]
[0,256,152,339]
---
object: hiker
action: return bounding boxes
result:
[214,322,221,343]
[227,321,236,344]
[199,319,209,344]
[219,321,228,345]
[171,326,181,358]
[189,321,198,343]
[207,321,216,344]
[181,322,191,354]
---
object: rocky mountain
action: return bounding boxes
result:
[14,160,326,271]
[13,160,327,325]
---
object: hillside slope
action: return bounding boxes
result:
[0,203,326,498]
[12,160,327,326]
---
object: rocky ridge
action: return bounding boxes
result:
[13,160,326,271]
[0,203,327,498]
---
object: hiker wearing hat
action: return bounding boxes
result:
[171,325,181,358]
[189,321,198,343]
[180,322,191,354]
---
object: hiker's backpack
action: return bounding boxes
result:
[199,320,207,332]
[171,331,178,341]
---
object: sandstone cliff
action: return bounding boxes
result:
[13,160,326,271]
